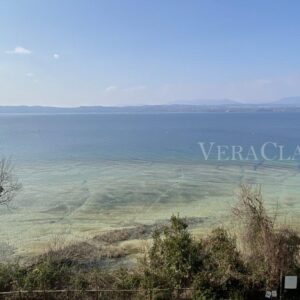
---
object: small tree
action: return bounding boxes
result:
[140,215,204,296]
[0,158,21,206]
[193,228,247,300]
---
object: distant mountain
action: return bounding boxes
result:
[269,97,300,106]
[173,99,240,106]
[0,105,240,114]
[1,100,300,114]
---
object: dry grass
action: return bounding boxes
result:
[233,184,300,289]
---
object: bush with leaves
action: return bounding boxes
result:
[140,215,204,298]
[193,228,247,299]
[0,265,14,291]
[23,258,72,290]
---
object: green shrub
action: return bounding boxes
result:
[192,228,247,299]
[23,258,72,290]
[71,270,90,290]
[112,267,141,290]
[140,215,204,299]
[0,264,18,291]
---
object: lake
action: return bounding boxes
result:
[0,112,300,259]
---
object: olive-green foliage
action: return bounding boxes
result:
[139,216,249,299]
[140,215,204,299]
[23,258,72,290]
[193,228,247,299]
[112,267,141,290]
[70,271,90,291]
[141,216,203,299]
[0,263,24,291]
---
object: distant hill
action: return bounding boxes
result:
[270,97,300,106]
[173,99,240,106]
[1,99,300,114]
[0,105,240,114]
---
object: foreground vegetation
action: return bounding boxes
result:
[1,185,300,299]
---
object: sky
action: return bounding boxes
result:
[1,0,300,106]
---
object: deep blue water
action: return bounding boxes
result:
[0,112,299,164]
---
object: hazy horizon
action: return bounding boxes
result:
[0,95,299,108]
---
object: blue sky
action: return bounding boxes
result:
[1,0,300,106]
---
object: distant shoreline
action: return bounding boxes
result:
[1,104,300,114]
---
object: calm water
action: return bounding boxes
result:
[0,112,299,164]
[0,112,300,258]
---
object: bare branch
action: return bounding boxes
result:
[0,158,21,206]
[233,184,300,290]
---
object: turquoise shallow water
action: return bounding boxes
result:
[0,112,300,258]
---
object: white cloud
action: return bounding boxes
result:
[26,72,35,77]
[105,85,118,92]
[6,46,32,55]
[53,53,60,59]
